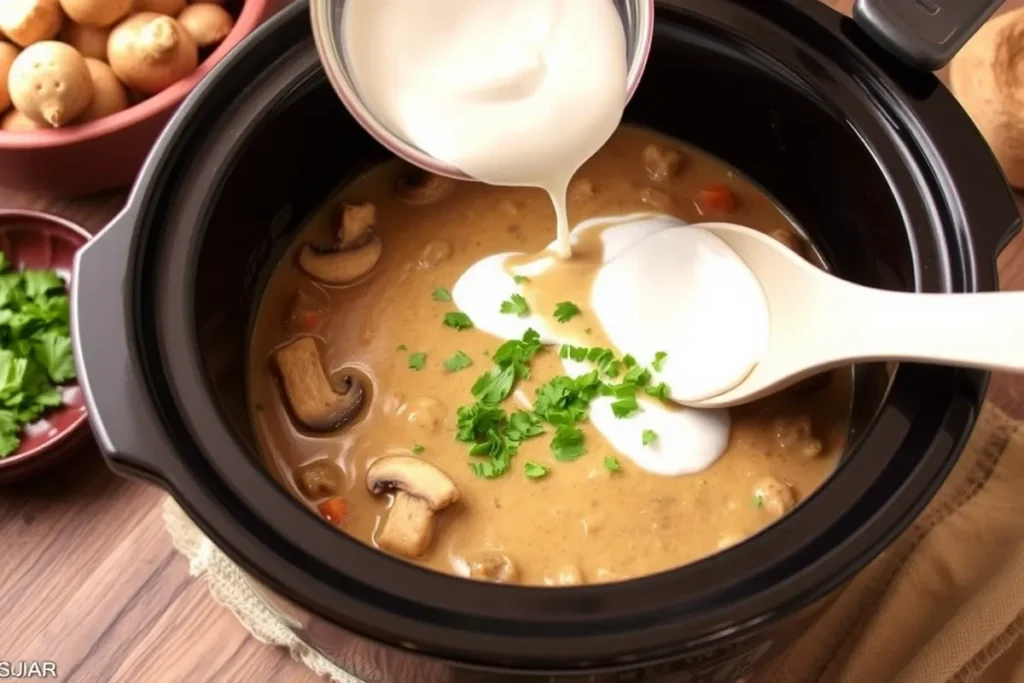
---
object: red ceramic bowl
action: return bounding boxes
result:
[0,0,282,197]
[0,210,91,484]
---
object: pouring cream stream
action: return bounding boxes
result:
[342,1,771,475]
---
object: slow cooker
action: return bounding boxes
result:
[72,1,1022,681]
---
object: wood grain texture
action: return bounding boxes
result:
[2,0,1024,680]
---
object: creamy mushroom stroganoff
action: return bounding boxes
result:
[248,127,851,585]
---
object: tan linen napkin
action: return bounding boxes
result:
[759,403,1024,683]
[164,403,1024,683]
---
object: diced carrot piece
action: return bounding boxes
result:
[317,498,347,525]
[696,184,738,215]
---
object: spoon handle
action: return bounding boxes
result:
[826,287,1024,372]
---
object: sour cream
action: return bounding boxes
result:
[454,214,769,475]
[343,0,628,257]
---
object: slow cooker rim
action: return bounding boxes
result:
[78,0,1013,671]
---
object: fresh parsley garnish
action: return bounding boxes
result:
[652,351,668,372]
[553,301,581,323]
[753,494,764,509]
[642,429,658,446]
[0,256,76,457]
[524,461,549,479]
[431,287,452,302]
[443,312,474,330]
[513,275,530,285]
[444,350,473,373]
[500,293,531,317]
[408,352,427,370]
[412,443,426,454]
[604,456,622,472]
[470,364,516,403]
[551,425,585,461]
[644,382,671,401]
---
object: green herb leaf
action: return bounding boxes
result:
[652,351,668,372]
[642,429,658,446]
[551,425,586,461]
[753,494,764,509]
[644,382,671,401]
[471,365,516,403]
[411,443,426,454]
[408,352,427,370]
[443,312,474,330]
[604,455,622,472]
[500,293,531,317]
[443,350,473,373]
[611,395,639,418]
[513,275,530,285]
[524,461,549,479]
[553,301,581,323]
[431,287,452,302]
[0,256,76,458]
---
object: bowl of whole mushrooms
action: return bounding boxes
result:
[0,0,279,196]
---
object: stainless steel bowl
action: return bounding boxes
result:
[309,0,655,180]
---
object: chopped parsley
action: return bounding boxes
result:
[610,384,640,418]
[524,461,549,479]
[470,364,516,403]
[551,425,585,461]
[396,344,407,351]
[411,443,426,454]
[443,312,474,330]
[753,494,764,509]
[407,352,427,370]
[644,382,672,401]
[0,255,76,457]
[604,456,622,472]
[642,429,658,446]
[499,293,531,317]
[513,275,530,285]
[652,351,668,372]
[443,350,473,373]
[431,286,452,302]
[553,301,581,323]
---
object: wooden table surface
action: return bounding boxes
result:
[4,2,1024,681]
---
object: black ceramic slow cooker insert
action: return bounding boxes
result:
[72,1,1021,681]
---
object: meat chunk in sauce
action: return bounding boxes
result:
[753,477,797,518]
[463,550,519,584]
[642,144,683,182]
[774,415,823,458]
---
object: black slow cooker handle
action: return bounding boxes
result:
[853,0,1003,71]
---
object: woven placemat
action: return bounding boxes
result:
[162,403,1024,683]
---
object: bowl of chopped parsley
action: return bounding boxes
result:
[0,210,91,484]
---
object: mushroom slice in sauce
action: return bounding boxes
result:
[295,459,344,499]
[299,202,383,285]
[395,167,455,205]
[367,456,460,558]
[642,144,683,182]
[463,550,519,584]
[272,337,365,432]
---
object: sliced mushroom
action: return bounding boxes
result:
[463,550,519,584]
[299,202,382,285]
[773,415,822,458]
[295,459,344,499]
[395,167,455,205]
[642,144,683,182]
[338,202,376,247]
[367,456,459,558]
[272,337,364,432]
[753,476,797,518]
[543,563,584,586]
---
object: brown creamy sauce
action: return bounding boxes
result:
[248,126,850,586]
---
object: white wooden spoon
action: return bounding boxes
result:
[682,221,1024,409]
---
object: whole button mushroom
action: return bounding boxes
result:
[133,0,187,14]
[177,2,234,49]
[299,202,383,285]
[58,0,131,29]
[0,42,19,114]
[76,57,128,123]
[271,336,365,432]
[8,42,94,127]
[59,22,111,61]
[367,456,460,558]
[107,13,198,95]
[0,0,63,48]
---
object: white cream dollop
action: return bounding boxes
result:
[452,214,771,476]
